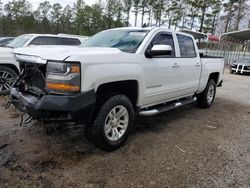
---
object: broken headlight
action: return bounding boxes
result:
[46,61,81,94]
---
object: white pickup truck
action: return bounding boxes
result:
[9,27,224,151]
[0,34,88,95]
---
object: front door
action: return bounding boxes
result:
[143,32,182,107]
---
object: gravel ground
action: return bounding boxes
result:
[0,70,250,188]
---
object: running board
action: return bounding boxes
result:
[139,97,197,116]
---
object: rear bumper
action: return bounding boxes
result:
[10,88,96,123]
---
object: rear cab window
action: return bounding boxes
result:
[29,36,60,46]
[177,34,196,58]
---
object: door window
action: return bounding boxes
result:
[149,33,175,57]
[177,34,196,58]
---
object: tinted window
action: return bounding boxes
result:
[30,36,60,45]
[150,33,175,57]
[62,38,81,46]
[177,34,196,58]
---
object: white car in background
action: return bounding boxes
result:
[0,34,88,95]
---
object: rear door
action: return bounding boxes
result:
[176,34,201,96]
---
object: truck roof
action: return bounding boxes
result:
[105,27,195,39]
[18,33,87,39]
[108,27,154,31]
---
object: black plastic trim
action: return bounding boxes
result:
[10,88,96,123]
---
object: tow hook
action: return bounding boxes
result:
[20,113,33,126]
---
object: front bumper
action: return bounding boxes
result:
[10,88,96,123]
[231,64,250,74]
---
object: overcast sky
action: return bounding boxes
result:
[2,0,94,9]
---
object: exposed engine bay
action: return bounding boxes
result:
[15,61,47,97]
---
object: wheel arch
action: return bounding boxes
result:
[96,80,139,109]
[208,72,220,84]
[0,64,20,75]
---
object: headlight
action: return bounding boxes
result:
[46,61,81,93]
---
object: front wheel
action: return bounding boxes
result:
[0,66,18,95]
[196,79,216,109]
[88,95,135,151]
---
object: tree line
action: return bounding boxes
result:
[0,0,249,37]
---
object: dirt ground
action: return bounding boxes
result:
[0,70,250,188]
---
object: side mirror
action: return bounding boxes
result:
[146,44,173,58]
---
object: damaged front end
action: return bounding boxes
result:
[7,54,95,124]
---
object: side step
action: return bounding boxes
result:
[139,97,197,116]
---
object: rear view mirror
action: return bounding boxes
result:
[146,44,173,58]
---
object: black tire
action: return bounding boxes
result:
[0,66,18,95]
[230,68,234,74]
[87,95,135,151]
[196,79,216,109]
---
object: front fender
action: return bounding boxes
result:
[82,63,145,106]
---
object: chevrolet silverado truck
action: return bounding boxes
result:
[9,27,224,151]
[0,34,88,95]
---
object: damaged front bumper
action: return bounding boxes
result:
[9,88,96,124]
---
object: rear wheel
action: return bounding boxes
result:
[0,66,18,95]
[88,95,135,151]
[196,79,216,109]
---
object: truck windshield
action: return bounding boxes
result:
[6,34,32,48]
[82,30,149,53]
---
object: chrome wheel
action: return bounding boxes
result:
[0,70,15,92]
[104,105,129,142]
[207,84,215,104]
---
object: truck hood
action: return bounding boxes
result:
[13,46,122,61]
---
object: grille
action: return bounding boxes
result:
[19,62,47,93]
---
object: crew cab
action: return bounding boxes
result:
[9,27,224,151]
[0,34,88,95]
